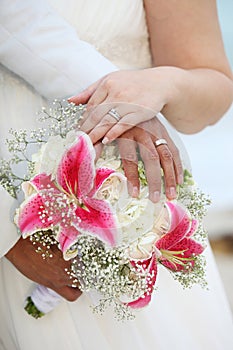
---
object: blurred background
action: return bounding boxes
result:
[179,0,233,312]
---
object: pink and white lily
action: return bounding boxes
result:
[126,202,204,309]
[155,202,203,271]
[15,131,121,259]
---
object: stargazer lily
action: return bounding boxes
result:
[126,202,204,308]
[15,131,120,259]
[155,202,204,271]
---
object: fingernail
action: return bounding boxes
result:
[132,186,139,198]
[168,187,177,198]
[151,191,160,203]
[68,96,76,100]
[178,174,184,184]
[102,137,110,145]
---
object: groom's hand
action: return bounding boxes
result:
[117,118,183,203]
[5,237,81,302]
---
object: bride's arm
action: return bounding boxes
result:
[70,0,233,139]
[144,0,233,133]
[0,0,117,99]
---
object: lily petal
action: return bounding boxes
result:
[173,237,204,257]
[166,202,190,232]
[29,173,58,192]
[94,168,116,192]
[57,224,81,260]
[16,192,61,237]
[159,238,204,271]
[186,219,198,238]
[56,132,95,197]
[127,255,157,309]
[156,204,192,250]
[74,197,118,246]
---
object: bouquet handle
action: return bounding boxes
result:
[25,284,62,318]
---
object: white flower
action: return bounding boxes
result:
[96,158,122,172]
[115,188,164,244]
[126,205,170,259]
[127,232,161,260]
[32,130,78,178]
[95,173,127,205]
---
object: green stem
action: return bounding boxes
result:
[24,297,45,319]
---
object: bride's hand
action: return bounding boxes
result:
[5,237,81,302]
[69,68,178,144]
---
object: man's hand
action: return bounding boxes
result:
[5,237,81,302]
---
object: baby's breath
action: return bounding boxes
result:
[70,235,149,321]
[0,101,84,199]
[1,101,210,321]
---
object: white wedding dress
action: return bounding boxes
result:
[0,1,233,349]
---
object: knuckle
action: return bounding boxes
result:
[65,292,80,302]
[127,175,139,184]
[149,177,161,187]
[160,148,173,161]
[90,112,100,124]
[147,151,159,161]
[122,153,138,163]
[113,90,124,100]
[172,145,180,157]
[165,175,176,186]
[142,149,159,161]
[103,78,115,90]
[176,163,183,173]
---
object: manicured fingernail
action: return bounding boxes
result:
[132,186,139,198]
[102,137,110,145]
[178,174,184,184]
[151,191,160,203]
[68,96,76,100]
[168,187,176,198]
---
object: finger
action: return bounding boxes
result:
[153,126,183,185]
[168,143,183,184]
[88,113,119,144]
[155,144,177,200]
[117,137,139,197]
[137,137,162,203]
[68,79,102,105]
[102,110,155,144]
[81,101,132,133]
[54,285,82,302]
[94,142,104,161]
[80,103,111,132]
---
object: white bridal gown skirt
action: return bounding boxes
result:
[1,245,233,350]
[0,0,233,349]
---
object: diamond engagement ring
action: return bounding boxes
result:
[108,108,121,122]
[154,138,168,147]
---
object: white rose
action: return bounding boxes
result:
[95,173,127,205]
[32,130,78,178]
[127,205,170,260]
[116,187,161,243]
[127,232,162,260]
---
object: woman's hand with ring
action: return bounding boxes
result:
[69,68,177,143]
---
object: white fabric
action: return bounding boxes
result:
[0,0,233,349]
[31,285,63,314]
[0,0,118,99]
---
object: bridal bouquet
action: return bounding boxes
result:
[0,101,210,320]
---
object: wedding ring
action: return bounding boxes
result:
[108,108,121,122]
[154,138,168,147]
